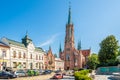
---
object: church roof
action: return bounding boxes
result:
[81,49,91,56]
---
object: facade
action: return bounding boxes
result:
[55,58,64,71]
[45,47,55,70]
[0,41,10,70]
[1,34,45,71]
[60,7,91,70]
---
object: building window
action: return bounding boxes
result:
[2,50,6,57]
[23,53,26,59]
[13,62,17,68]
[36,55,38,60]
[30,54,32,59]
[39,55,40,60]
[18,52,21,58]
[23,63,26,68]
[66,54,70,61]
[13,51,16,58]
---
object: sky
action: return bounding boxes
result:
[0,0,120,56]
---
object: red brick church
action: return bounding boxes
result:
[59,6,91,70]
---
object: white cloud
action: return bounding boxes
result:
[40,33,60,47]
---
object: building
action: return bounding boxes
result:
[1,33,45,70]
[55,58,64,71]
[0,41,10,70]
[59,6,91,70]
[45,46,55,70]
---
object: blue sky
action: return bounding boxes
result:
[0,0,120,55]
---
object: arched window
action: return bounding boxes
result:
[30,54,32,59]
[36,55,38,60]
[23,53,26,59]
[66,54,70,61]
[18,52,21,58]
[13,51,16,58]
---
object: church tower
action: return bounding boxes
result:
[60,3,91,70]
[63,5,75,70]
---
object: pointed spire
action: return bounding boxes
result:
[77,40,81,50]
[59,43,62,53]
[49,45,51,51]
[68,1,72,24]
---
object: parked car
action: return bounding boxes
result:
[42,70,52,75]
[15,70,27,77]
[39,69,45,75]
[52,73,63,79]
[0,71,17,79]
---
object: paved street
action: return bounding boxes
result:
[9,73,55,80]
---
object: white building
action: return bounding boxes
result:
[0,41,10,70]
[55,58,64,71]
[1,34,45,71]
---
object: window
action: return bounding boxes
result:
[13,62,17,68]
[66,54,70,61]
[23,63,26,68]
[30,54,32,59]
[18,52,21,58]
[13,51,16,58]
[2,50,6,57]
[36,55,38,60]
[23,53,26,59]
[39,55,40,60]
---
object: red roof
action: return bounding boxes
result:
[81,49,90,56]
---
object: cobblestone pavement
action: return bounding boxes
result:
[9,73,55,80]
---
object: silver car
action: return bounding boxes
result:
[15,70,27,77]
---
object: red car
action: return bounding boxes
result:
[52,73,63,79]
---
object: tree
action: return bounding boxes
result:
[98,35,119,66]
[54,53,57,58]
[86,53,99,69]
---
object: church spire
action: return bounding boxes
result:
[59,43,62,53]
[68,2,72,24]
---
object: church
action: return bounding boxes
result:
[59,6,91,70]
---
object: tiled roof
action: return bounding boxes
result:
[81,49,91,56]
[6,38,25,48]
[35,47,44,52]
[0,41,9,47]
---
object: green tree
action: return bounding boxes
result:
[98,35,119,66]
[86,53,99,69]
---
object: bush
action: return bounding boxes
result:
[27,70,34,76]
[74,70,92,80]
[33,70,39,76]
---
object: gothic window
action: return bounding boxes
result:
[13,51,16,58]
[18,52,21,58]
[67,48,70,51]
[66,54,70,61]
